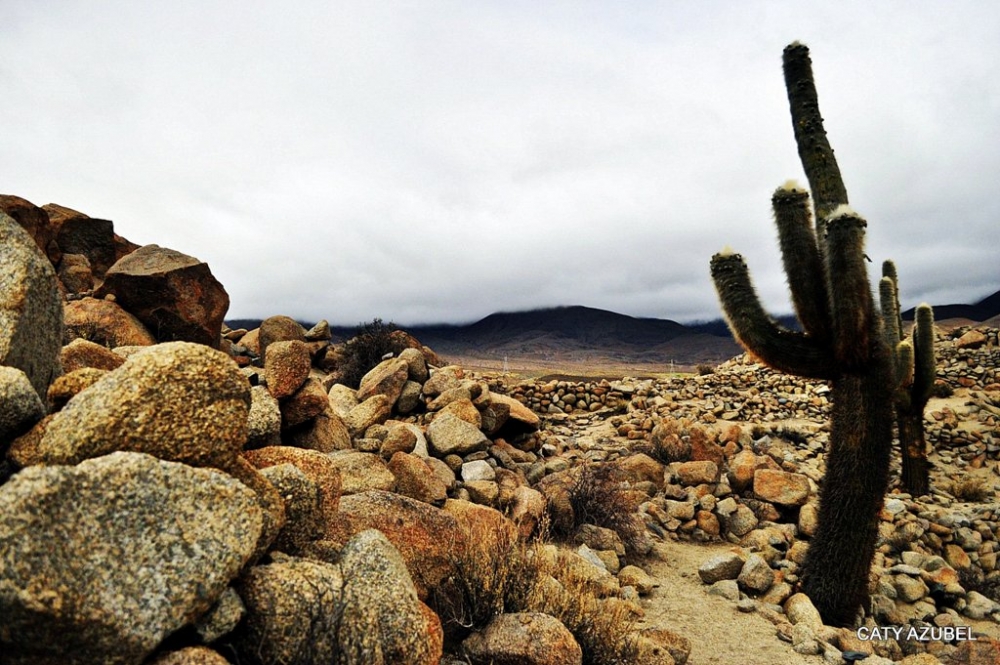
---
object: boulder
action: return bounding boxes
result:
[45,367,108,412]
[283,404,352,452]
[0,451,262,665]
[0,211,64,399]
[698,552,745,584]
[63,297,157,348]
[241,446,342,528]
[235,557,343,665]
[279,378,328,429]
[0,194,55,256]
[344,394,393,436]
[257,315,306,361]
[338,529,442,665]
[148,647,231,665]
[55,216,116,278]
[59,337,127,372]
[259,464,323,554]
[462,612,582,665]
[427,412,489,457]
[752,469,810,506]
[326,451,396,494]
[0,366,46,440]
[325,490,467,600]
[33,342,250,468]
[58,253,95,293]
[389,452,448,505]
[676,460,719,486]
[96,244,229,348]
[263,339,310,399]
[246,385,282,448]
[357,357,409,405]
[490,393,541,434]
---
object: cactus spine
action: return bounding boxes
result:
[710,43,894,626]
[880,261,936,496]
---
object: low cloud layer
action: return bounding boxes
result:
[2,1,997,325]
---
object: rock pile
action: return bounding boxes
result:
[0,197,689,665]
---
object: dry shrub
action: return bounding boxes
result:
[649,419,691,464]
[525,553,640,665]
[556,464,643,554]
[336,318,407,388]
[950,477,992,503]
[432,515,541,637]
[696,363,715,376]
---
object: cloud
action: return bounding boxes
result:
[1,1,997,326]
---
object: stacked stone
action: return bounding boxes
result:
[502,378,631,415]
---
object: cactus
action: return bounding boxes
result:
[709,42,894,626]
[880,261,936,496]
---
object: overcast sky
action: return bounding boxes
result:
[2,1,998,326]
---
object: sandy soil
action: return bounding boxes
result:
[638,541,826,665]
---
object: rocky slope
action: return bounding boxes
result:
[1,197,999,665]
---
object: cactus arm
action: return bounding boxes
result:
[879,275,902,349]
[782,42,849,221]
[895,339,915,400]
[881,260,904,340]
[911,304,936,407]
[710,252,837,380]
[772,183,832,342]
[823,208,875,369]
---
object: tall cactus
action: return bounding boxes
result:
[709,42,894,626]
[880,261,936,496]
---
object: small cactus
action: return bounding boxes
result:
[879,260,936,496]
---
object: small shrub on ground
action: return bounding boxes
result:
[649,420,691,465]
[336,318,407,389]
[696,363,715,376]
[558,464,643,554]
[950,476,992,503]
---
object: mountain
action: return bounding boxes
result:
[902,288,1000,323]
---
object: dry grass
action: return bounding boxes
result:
[950,476,992,502]
[553,464,644,554]
[434,512,641,664]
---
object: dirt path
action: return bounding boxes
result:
[638,540,825,665]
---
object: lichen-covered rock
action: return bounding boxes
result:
[247,385,282,448]
[241,446,342,530]
[45,367,108,412]
[462,612,582,665]
[284,404,352,452]
[752,469,810,506]
[234,557,343,665]
[326,490,467,600]
[327,450,396,494]
[344,393,393,436]
[0,451,262,665]
[226,457,286,564]
[338,529,442,665]
[59,338,127,373]
[95,244,229,348]
[257,315,306,362]
[263,339,311,399]
[0,366,45,440]
[34,341,250,468]
[389,452,448,505]
[279,378,328,429]
[427,412,489,456]
[0,211,64,400]
[698,552,745,584]
[259,464,323,553]
[357,357,409,405]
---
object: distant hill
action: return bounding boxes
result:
[224,289,997,368]
[902,288,1000,323]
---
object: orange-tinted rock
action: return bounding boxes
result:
[1,195,55,257]
[753,469,810,506]
[325,490,467,600]
[96,245,229,348]
[257,316,306,361]
[60,338,126,373]
[64,297,156,348]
